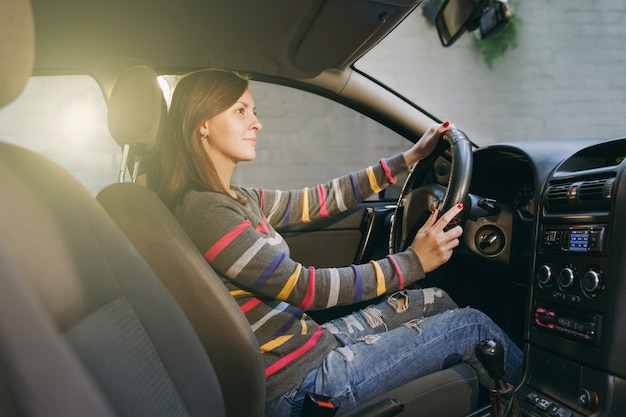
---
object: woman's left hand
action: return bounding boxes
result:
[403,122,455,166]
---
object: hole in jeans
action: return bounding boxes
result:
[387,290,409,313]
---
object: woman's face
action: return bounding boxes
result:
[200,89,262,170]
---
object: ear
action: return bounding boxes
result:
[199,119,210,138]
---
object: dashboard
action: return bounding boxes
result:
[471,137,626,417]
[471,152,536,217]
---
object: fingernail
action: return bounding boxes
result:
[443,121,450,128]
[457,203,464,209]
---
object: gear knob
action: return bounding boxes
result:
[475,339,506,387]
[476,339,522,416]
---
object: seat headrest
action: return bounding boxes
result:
[0,0,35,108]
[107,65,166,151]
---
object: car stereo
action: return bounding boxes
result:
[541,225,606,253]
[533,304,600,345]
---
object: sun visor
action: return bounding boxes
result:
[294,0,419,73]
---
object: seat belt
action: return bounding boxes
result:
[303,392,405,417]
[303,393,340,417]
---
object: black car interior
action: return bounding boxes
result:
[520,139,626,416]
[4,0,626,416]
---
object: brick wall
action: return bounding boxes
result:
[237,0,626,189]
[359,0,626,145]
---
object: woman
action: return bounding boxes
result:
[152,68,522,416]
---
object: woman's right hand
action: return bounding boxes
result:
[403,122,454,166]
[410,203,464,273]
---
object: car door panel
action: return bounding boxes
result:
[280,202,395,268]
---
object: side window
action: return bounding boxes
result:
[0,76,409,198]
[235,81,409,199]
[0,75,120,195]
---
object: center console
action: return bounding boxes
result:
[521,139,626,416]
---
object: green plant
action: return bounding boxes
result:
[475,14,522,67]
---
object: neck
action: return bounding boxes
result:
[200,141,238,198]
[213,159,237,198]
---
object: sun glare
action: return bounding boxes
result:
[158,74,180,109]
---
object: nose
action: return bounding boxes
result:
[251,114,263,131]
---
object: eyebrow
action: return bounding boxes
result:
[236,101,256,112]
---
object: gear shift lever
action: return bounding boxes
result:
[476,339,508,392]
[475,339,521,417]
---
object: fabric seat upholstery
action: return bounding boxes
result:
[2,1,222,415]
[98,183,267,417]
[0,0,34,107]
[0,142,226,417]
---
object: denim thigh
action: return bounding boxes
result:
[317,307,523,415]
[321,288,458,345]
[266,288,523,417]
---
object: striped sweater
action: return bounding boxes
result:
[175,153,425,401]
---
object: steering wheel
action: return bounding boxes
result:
[389,129,473,254]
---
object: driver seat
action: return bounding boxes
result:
[97,66,480,416]
[98,183,480,417]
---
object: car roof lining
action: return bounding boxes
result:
[31,0,420,80]
[29,0,433,142]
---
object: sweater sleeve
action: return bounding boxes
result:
[178,161,424,311]
[259,153,410,229]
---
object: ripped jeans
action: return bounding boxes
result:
[265,288,523,417]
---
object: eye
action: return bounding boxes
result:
[235,107,245,115]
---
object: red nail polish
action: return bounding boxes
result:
[443,121,450,128]
[457,203,463,209]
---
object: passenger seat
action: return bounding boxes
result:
[0,0,226,416]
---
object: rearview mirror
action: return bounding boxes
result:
[435,0,510,47]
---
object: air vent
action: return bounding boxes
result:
[545,183,571,209]
[578,178,615,201]
[545,177,615,212]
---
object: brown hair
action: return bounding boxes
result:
[151,68,250,208]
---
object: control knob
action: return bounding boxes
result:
[578,389,599,410]
[582,269,602,296]
[536,264,552,287]
[558,266,576,289]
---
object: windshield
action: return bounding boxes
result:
[356,0,626,145]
